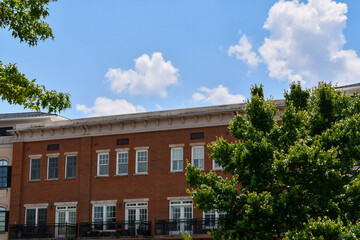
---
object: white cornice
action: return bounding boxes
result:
[11,100,285,143]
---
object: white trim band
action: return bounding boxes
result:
[167,196,192,200]
[123,198,149,203]
[24,203,49,208]
[54,201,78,206]
[169,144,185,148]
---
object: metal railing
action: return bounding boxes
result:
[155,218,220,236]
[78,221,151,238]
[9,223,77,239]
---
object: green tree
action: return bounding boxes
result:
[186,82,360,239]
[0,0,70,113]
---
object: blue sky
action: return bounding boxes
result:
[1,0,359,119]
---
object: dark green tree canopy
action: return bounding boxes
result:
[186,82,360,240]
[0,0,70,114]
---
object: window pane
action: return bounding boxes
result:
[192,147,204,170]
[138,162,147,173]
[139,209,147,221]
[0,211,5,232]
[106,206,116,221]
[118,164,128,174]
[99,165,109,175]
[128,209,136,222]
[137,151,148,173]
[117,152,128,174]
[94,207,103,222]
[171,148,183,172]
[30,159,40,180]
[98,154,109,176]
[0,161,8,166]
[0,167,7,188]
[38,208,47,226]
[66,156,77,178]
[137,151,147,162]
[48,157,58,179]
[26,209,36,225]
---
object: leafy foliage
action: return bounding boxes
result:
[0,0,71,113]
[284,217,360,240]
[186,82,360,239]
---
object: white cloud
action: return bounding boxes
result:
[155,104,163,110]
[192,85,246,105]
[258,0,360,86]
[228,34,261,68]
[105,52,179,97]
[76,97,146,117]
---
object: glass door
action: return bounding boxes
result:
[170,200,193,235]
[56,206,76,238]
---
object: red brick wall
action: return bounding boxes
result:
[10,125,232,225]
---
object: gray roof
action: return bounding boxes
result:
[0,112,56,120]
[335,83,360,89]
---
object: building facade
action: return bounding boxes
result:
[7,101,282,239]
[0,113,66,240]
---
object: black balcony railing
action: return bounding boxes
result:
[78,221,151,238]
[9,223,77,239]
[155,218,220,236]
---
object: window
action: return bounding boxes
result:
[47,157,58,179]
[97,153,109,176]
[93,205,116,230]
[213,160,223,170]
[171,148,183,172]
[30,158,41,180]
[192,146,204,170]
[26,208,47,226]
[170,200,193,233]
[136,150,148,174]
[117,151,128,175]
[203,210,226,229]
[125,202,148,231]
[0,160,10,188]
[65,156,77,179]
[0,207,8,232]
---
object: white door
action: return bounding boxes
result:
[125,202,148,232]
[170,200,193,234]
[55,206,76,238]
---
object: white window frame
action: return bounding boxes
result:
[125,202,148,222]
[169,200,193,219]
[192,146,204,170]
[212,160,223,170]
[203,210,226,229]
[135,149,148,174]
[116,149,129,175]
[65,155,77,179]
[25,207,47,225]
[47,154,59,180]
[97,152,110,177]
[171,147,183,172]
[92,204,116,223]
[29,157,41,181]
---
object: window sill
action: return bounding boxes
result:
[95,175,109,178]
[28,179,40,182]
[133,173,148,176]
[45,178,58,181]
[113,174,128,177]
[169,171,184,174]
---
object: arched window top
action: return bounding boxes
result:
[0,207,6,211]
[0,160,8,166]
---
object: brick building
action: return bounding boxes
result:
[0,113,66,240]
[6,101,281,239]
